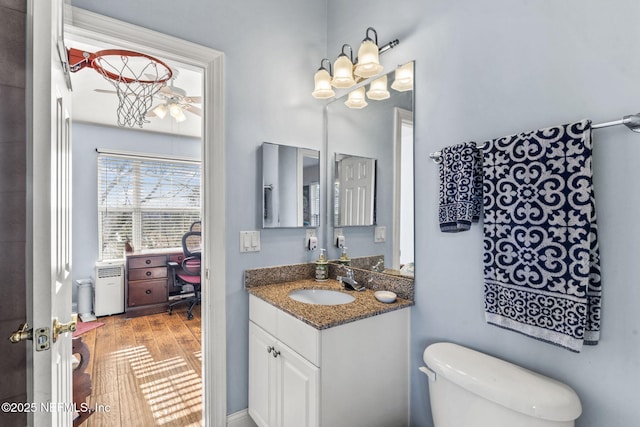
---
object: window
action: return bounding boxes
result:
[98,152,201,259]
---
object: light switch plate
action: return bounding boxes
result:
[240,231,261,252]
[374,226,386,243]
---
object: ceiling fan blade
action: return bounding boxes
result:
[94,88,118,95]
[184,105,202,116]
[159,85,174,95]
[184,96,203,104]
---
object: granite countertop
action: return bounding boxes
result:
[247,278,413,330]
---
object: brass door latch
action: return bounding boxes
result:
[9,323,51,351]
[53,313,77,343]
[9,323,32,343]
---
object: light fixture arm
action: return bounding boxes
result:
[319,58,332,75]
[339,44,354,63]
[364,27,378,45]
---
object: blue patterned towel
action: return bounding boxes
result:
[438,142,483,232]
[483,119,601,352]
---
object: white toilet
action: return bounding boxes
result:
[421,342,582,427]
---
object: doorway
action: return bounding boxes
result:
[64,7,226,425]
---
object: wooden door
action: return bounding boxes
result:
[27,0,75,425]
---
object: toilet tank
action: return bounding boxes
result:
[421,342,582,427]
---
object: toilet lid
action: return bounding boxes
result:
[423,342,582,421]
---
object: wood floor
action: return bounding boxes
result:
[78,305,202,427]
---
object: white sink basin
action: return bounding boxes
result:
[289,289,355,305]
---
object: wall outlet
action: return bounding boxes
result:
[374,226,386,243]
[334,228,344,247]
[305,229,317,250]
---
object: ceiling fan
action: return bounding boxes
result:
[147,78,203,123]
[94,73,202,123]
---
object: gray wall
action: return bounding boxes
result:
[69,0,640,425]
[327,0,640,426]
[0,1,27,425]
[70,0,327,414]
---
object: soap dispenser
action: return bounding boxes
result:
[338,247,351,266]
[315,248,329,282]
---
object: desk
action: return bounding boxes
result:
[125,249,185,317]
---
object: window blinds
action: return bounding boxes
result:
[98,152,201,259]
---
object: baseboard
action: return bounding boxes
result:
[227,409,257,427]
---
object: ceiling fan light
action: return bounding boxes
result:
[169,103,187,122]
[391,62,414,92]
[312,68,335,99]
[153,103,168,119]
[366,75,390,100]
[169,103,182,118]
[344,87,368,109]
[354,39,383,78]
[173,109,187,123]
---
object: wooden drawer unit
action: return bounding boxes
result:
[128,266,167,281]
[128,279,168,306]
[125,251,181,317]
[128,255,166,269]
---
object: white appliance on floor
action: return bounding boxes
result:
[94,260,125,316]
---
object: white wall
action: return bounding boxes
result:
[70,0,327,414]
[327,0,640,426]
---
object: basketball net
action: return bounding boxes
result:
[68,48,173,128]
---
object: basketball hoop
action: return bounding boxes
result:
[68,48,173,128]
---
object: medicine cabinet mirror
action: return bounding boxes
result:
[262,142,320,228]
[325,61,414,277]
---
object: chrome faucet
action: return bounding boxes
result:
[337,266,365,291]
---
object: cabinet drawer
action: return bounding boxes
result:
[278,310,320,366]
[250,295,319,366]
[168,254,186,264]
[128,280,167,306]
[128,266,167,281]
[129,255,166,269]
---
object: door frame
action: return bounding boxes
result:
[392,107,413,270]
[64,7,227,425]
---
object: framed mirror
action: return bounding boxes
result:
[325,61,414,277]
[262,142,320,228]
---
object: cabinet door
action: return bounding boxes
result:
[249,322,276,427]
[277,342,319,427]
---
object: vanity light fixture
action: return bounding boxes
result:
[354,27,385,78]
[312,27,399,100]
[312,58,336,99]
[366,75,390,100]
[332,44,356,88]
[344,86,368,109]
[390,61,414,92]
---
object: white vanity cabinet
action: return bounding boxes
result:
[248,294,409,427]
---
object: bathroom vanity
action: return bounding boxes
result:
[247,279,411,427]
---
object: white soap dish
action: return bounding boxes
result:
[374,290,397,304]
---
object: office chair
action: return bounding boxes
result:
[168,228,202,320]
